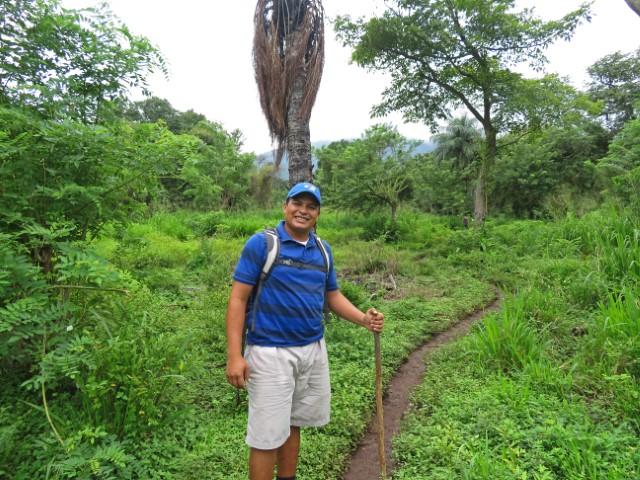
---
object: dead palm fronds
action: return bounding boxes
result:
[253,0,325,170]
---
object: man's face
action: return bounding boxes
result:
[283,193,320,236]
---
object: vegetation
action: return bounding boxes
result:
[335,0,594,223]
[1,0,640,478]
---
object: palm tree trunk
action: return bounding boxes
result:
[625,0,640,17]
[287,64,313,184]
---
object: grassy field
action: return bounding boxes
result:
[2,208,638,479]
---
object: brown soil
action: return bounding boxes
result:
[341,294,502,480]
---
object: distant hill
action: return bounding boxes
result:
[256,139,435,179]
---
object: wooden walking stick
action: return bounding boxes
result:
[374,331,387,479]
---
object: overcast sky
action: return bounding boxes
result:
[67,0,639,153]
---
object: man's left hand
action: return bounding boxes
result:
[363,307,384,333]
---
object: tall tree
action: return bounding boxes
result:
[253,0,325,185]
[335,0,590,223]
[432,115,482,210]
[587,48,640,133]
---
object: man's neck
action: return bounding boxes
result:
[283,223,311,243]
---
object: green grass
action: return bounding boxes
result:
[3,207,639,479]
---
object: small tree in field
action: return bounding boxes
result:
[253,0,325,185]
[316,124,416,231]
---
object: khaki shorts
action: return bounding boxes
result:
[245,339,331,450]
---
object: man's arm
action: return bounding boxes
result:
[225,281,254,389]
[327,290,384,333]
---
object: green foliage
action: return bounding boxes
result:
[472,291,549,372]
[40,431,145,480]
[122,96,208,134]
[393,353,640,479]
[583,287,640,378]
[316,124,417,226]
[432,115,482,169]
[179,122,256,210]
[599,118,640,213]
[492,123,606,217]
[0,0,167,121]
[0,106,156,241]
[335,0,590,219]
[587,48,640,133]
[588,211,640,285]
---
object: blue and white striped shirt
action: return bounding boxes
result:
[233,221,339,347]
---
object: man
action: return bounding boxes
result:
[226,182,385,480]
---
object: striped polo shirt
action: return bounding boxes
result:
[233,221,339,347]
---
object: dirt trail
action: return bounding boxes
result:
[342,295,502,480]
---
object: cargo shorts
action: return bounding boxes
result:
[244,338,331,450]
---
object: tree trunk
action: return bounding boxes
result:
[287,69,313,185]
[474,126,497,225]
[625,0,640,17]
[391,202,398,225]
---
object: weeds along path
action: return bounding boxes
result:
[342,292,502,480]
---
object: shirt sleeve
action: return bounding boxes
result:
[232,232,266,286]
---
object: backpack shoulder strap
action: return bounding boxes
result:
[247,228,280,334]
[313,233,332,324]
[262,227,280,281]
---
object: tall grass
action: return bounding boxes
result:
[392,207,640,480]
[582,287,640,377]
[472,290,549,372]
[589,209,640,285]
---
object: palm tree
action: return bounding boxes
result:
[253,0,325,185]
[432,115,482,169]
[432,116,483,218]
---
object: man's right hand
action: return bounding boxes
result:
[226,355,250,389]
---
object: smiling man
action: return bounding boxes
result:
[225,182,384,480]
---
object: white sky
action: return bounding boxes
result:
[67,0,639,153]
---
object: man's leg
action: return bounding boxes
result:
[249,447,277,480]
[276,426,300,478]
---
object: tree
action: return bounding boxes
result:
[123,97,208,134]
[587,48,640,133]
[433,115,482,168]
[335,0,590,223]
[432,115,482,210]
[625,0,640,17]
[490,119,607,217]
[123,96,180,129]
[316,124,416,230]
[253,0,325,185]
[183,121,256,209]
[0,0,166,123]
[598,117,640,212]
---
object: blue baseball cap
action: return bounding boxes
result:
[286,182,322,205]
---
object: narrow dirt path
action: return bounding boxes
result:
[342,295,502,480]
